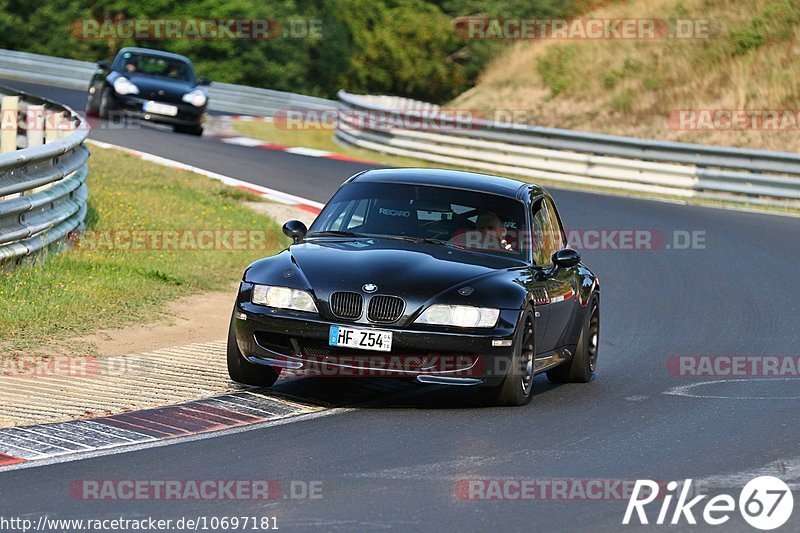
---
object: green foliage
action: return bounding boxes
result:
[728,0,800,56]
[610,88,634,113]
[729,22,767,56]
[0,0,579,103]
[603,58,644,89]
[536,44,577,98]
[642,75,661,91]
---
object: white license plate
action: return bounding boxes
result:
[329,325,392,352]
[143,101,178,116]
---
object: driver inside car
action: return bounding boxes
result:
[476,212,513,251]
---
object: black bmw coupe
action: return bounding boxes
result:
[86,47,210,135]
[228,169,600,405]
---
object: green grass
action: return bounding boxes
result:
[535,44,578,99]
[0,148,286,351]
[729,0,800,55]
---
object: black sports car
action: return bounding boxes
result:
[228,169,600,405]
[86,47,210,135]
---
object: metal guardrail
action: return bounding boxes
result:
[336,91,800,208]
[0,48,336,116]
[0,83,89,268]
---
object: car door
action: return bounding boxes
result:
[540,197,578,351]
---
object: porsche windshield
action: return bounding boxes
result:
[116,52,195,83]
[309,182,528,258]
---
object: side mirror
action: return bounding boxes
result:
[282,220,307,243]
[97,60,110,70]
[197,77,211,86]
[552,248,581,268]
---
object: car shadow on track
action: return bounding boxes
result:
[256,375,564,409]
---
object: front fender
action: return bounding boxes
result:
[577,264,599,308]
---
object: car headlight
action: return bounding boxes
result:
[112,77,139,95]
[252,285,318,313]
[415,305,500,328]
[182,89,207,107]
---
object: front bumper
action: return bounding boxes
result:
[108,92,205,127]
[233,301,522,387]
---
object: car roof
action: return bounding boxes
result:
[116,47,192,63]
[349,168,545,200]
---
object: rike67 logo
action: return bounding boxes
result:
[623,476,794,530]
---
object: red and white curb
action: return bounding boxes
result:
[208,133,378,164]
[227,115,274,123]
[87,139,324,215]
[0,391,322,470]
[214,114,379,164]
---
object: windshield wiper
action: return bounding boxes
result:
[305,230,369,238]
[382,235,462,247]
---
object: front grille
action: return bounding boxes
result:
[330,291,363,319]
[367,295,405,323]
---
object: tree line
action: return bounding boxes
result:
[0,0,591,103]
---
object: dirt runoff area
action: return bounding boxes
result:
[0,202,317,428]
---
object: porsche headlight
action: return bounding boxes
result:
[252,285,318,313]
[112,76,139,95]
[182,89,207,107]
[415,305,499,328]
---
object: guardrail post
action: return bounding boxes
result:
[26,104,45,148]
[45,109,59,143]
[1,95,19,153]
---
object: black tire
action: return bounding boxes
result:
[489,308,535,406]
[97,87,112,120]
[547,297,599,383]
[227,313,281,386]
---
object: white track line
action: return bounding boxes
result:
[0,408,351,473]
[664,377,800,400]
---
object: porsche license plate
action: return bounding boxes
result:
[329,325,392,352]
[143,101,178,116]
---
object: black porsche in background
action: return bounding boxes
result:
[229,169,600,406]
[86,47,210,135]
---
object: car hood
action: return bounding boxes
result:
[244,238,528,310]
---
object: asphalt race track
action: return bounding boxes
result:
[2,79,799,531]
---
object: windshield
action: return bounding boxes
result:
[115,52,195,83]
[309,181,529,259]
